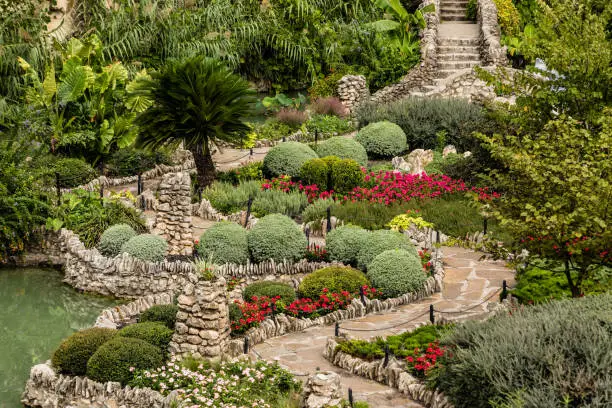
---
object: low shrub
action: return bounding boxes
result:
[247,214,307,263]
[276,108,308,128]
[251,189,309,218]
[254,120,293,141]
[229,302,244,323]
[493,0,520,36]
[139,304,179,329]
[118,322,174,351]
[310,97,347,117]
[367,249,426,298]
[243,281,297,304]
[316,137,368,166]
[302,199,335,232]
[121,234,168,263]
[357,229,416,270]
[368,162,394,172]
[201,180,260,215]
[308,69,347,98]
[52,328,117,375]
[355,121,407,158]
[300,158,330,190]
[53,157,98,188]
[97,224,137,257]
[331,158,364,194]
[263,142,318,178]
[325,225,371,266]
[466,0,477,20]
[436,294,612,408]
[86,337,163,385]
[305,114,353,136]
[197,221,249,265]
[298,266,369,300]
[217,161,264,185]
[107,148,171,177]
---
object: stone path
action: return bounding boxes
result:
[251,247,515,407]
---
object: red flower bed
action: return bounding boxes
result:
[305,245,330,262]
[406,341,450,378]
[419,249,433,274]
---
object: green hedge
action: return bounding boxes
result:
[121,234,168,262]
[86,337,163,385]
[53,157,98,188]
[243,281,297,304]
[197,221,249,265]
[355,121,407,158]
[139,304,179,329]
[247,214,307,263]
[356,229,415,270]
[107,148,171,177]
[366,249,426,298]
[98,224,137,257]
[118,322,174,351]
[300,158,330,190]
[330,158,364,194]
[325,225,370,266]
[298,266,369,300]
[437,294,612,408]
[316,137,368,166]
[51,328,117,376]
[263,142,318,178]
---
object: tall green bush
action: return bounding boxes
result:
[357,229,416,270]
[298,266,369,300]
[437,294,612,408]
[52,328,117,376]
[197,221,249,265]
[247,214,307,263]
[330,158,364,194]
[53,158,98,188]
[98,224,137,257]
[325,225,371,266]
[243,281,297,304]
[355,121,407,158]
[263,142,318,178]
[139,304,179,329]
[121,234,168,262]
[366,249,426,298]
[316,137,368,166]
[118,322,174,351]
[300,158,330,190]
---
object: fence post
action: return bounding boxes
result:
[137,173,142,195]
[483,217,488,235]
[348,388,354,407]
[334,322,340,337]
[326,207,332,233]
[314,129,319,145]
[198,188,202,203]
[305,228,310,246]
[245,197,253,228]
[429,304,435,324]
[99,185,104,206]
[383,344,390,367]
[250,147,253,156]
[55,172,61,206]
[243,337,249,354]
[436,230,440,244]
[501,280,508,300]
[359,285,366,306]
[282,136,286,142]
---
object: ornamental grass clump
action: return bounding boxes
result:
[197,221,249,265]
[247,214,307,263]
[52,328,117,376]
[263,142,318,178]
[316,136,368,166]
[356,229,416,271]
[367,249,426,298]
[436,294,612,408]
[325,225,370,266]
[121,234,168,262]
[298,266,369,300]
[355,121,407,158]
[98,224,137,257]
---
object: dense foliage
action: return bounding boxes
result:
[121,234,168,263]
[118,322,174,351]
[263,142,318,178]
[325,225,371,266]
[243,281,297,305]
[52,328,117,376]
[315,137,368,166]
[247,214,307,263]
[98,224,137,257]
[197,222,249,265]
[355,121,407,158]
[367,249,427,298]
[297,266,369,300]
[139,304,179,329]
[357,229,415,270]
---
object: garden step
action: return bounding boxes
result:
[440,0,469,5]
[438,37,480,46]
[436,69,467,78]
[441,6,469,13]
[440,14,473,22]
[438,60,481,69]
[438,45,480,53]
[438,52,481,61]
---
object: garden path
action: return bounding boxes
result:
[250,246,515,407]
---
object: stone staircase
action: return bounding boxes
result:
[440,0,473,22]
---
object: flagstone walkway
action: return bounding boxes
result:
[250,246,515,407]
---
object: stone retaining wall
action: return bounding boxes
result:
[153,172,193,255]
[478,0,506,66]
[94,293,174,329]
[323,338,454,408]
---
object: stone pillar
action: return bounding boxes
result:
[169,275,230,359]
[301,371,342,408]
[153,172,193,255]
[337,75,369,115]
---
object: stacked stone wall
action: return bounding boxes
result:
[153,172,193,255]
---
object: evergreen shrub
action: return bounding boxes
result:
[139,304,179,329]
[367,249,426,298]
[243,281,297,304]
[298,266,369,300]
[118,322,174,350]
[316,137,368,166]
[330,158,364,193]
[51,328,117,376]
[121,234,168,262]
[197,221,249,265]
[247,214,307,263]
[325,225,370,266]
[98,224,137,257]
[355,121,407,158]
[263,142,318,178]
[357,229,416,270]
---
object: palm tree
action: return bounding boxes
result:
[135,56,255,188]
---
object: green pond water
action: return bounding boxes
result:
[0,267,117,408]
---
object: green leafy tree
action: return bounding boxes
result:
[135,56,255,188]
[479,111,612,297]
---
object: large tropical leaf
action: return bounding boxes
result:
[125,70,154,113]
[374,0,409,20]
[113,113,138,149]
[41,64,57,107]
[366,19,402,32]
[57,65,94,104]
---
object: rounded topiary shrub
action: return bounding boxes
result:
[330,158,364,193]
[300,158,330,190]
[367,249,426,298]
[298,266,369,300]
[98,224,137,257]
[247,214,307,263]
[357,229,416,271]
[117,322,174,350]
[316,137,368,166]
[196,221,248,265]
[139,304,179,329]
[86,337,163,385]
[326,225,371,266]
[355,121,407,158]
[263,142,318,178]
[243,281,297,304]
[52,328,117,376]
[121,234,168,262]
[53,157,98,188]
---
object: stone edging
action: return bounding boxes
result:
[478,0,506,66]
[94,293,174,329]
[323,337,454,408]
[226,248,444,356]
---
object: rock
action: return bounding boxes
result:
[302,371,342,408]
[392,149,434,174]
[463,151,472,158]
[442,145,457,157]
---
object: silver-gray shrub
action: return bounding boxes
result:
[251,189,309,218]
[201,180,261,215]
[354,121,407,158]
[315,136,368,166]
[197,221,248,265]
[121,234,168,263]
[437,294,612,408]
[247,214,307,263]
[325,225,370,266]
[356,229,416,271]
[98,224,137,257]
[366,249,425,298]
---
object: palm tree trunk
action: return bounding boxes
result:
[190,142,216,189]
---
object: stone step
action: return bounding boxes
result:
[440,14,473,22]
[441,6,469,13]
[436,69,462,78]
[438,37,480,46]
[438,60,481,70]
[438,52,481,61]
[440,0,469,5]
[421,84,439,92]
[438,45,480,53]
